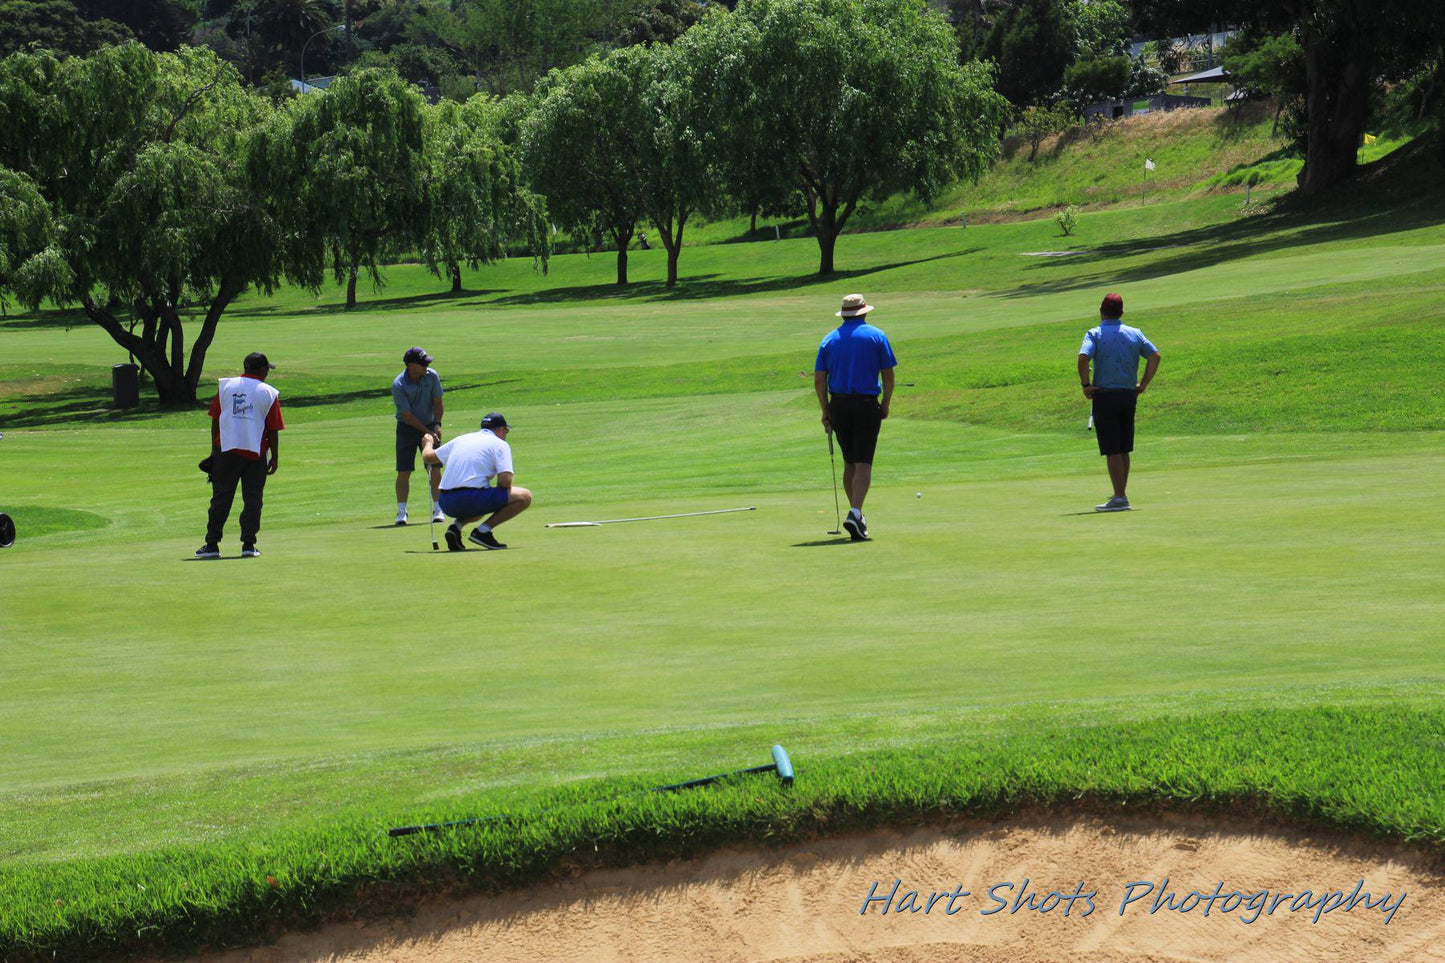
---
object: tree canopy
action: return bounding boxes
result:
[284,67,429,308]
[1137,0,1445,193]
[692,0,1008,274]
[0,43,285,404]
[520,53,649,284]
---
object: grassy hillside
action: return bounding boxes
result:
[686,103,1416,246]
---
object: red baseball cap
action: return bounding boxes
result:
[1100,293,1124,318]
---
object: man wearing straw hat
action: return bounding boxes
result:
[814,294,898,541]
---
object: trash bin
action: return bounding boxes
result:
[112,363,140,409]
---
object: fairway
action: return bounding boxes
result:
[1,184,1444,959]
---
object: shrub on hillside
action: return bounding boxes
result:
[1055,205,1079,235]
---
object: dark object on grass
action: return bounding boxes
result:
[199,454,214,482]
[0,513,14,548]
[388,744,794,838]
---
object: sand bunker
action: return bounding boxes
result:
[199,814,1444,963]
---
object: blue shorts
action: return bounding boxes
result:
[439,487,510,519]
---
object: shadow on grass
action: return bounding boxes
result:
[4,379,510,428]
[791,537,858,547]
[485,250,986,307]
[0,306,92,330]
[228,287,508,320]
[998,187,1445,301]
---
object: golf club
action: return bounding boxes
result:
[826,429,842,534]
[546,507,756,528]
[388,744,794,837]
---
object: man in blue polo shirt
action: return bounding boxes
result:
[1078,292,1161,512]
[815,294,898,541]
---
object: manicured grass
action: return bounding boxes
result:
[0,144,1442,959]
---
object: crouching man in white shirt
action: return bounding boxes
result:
[422,411,532,551]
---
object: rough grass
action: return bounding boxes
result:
[1,703,1442,961]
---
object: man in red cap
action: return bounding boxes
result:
[1078,293,1161,511]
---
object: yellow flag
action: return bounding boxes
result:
[1363,133,1377,145]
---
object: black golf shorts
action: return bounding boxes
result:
[1092,389,1137,456]
[395,422,440,473]
[830,393,883,464]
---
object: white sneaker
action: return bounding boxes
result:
[1095,496,1131,512]
[432,506,445,523]
[395,508,408,526]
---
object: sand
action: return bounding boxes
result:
[196,814,1444,963]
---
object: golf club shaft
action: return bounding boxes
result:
[389,745,792,837]
[547,507,755,527]
[827,430,841,533]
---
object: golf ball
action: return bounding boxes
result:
[916,492,922,498]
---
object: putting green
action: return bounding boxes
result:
[0,190,1442,860]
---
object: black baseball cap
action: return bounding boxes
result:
[244,352,275,371]
[480,412,510,431]
[403,346,434,366]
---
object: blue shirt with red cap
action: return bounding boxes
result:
[1080,320,1158,390]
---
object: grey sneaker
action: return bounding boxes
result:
[469,528,507,550]
[1095,496,1131,512]
[241,544,261,558]
[194,544,220,559]
[431,506,446,523]
[394,508,408,526]
[842,512,867,541]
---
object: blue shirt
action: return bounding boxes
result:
[816,321,898,395]
[392,368,443,423]
[1080,320,1158,390]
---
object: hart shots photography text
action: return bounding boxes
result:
[859,877,1407,925]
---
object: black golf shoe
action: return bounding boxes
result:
[241,544,261,558]
[469,528,507,550]
[843,513,867,542]
[194,544,220,559]
[444,523,465,552]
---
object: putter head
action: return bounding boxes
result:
[771,744,794,786]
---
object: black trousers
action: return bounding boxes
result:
[207,451,268,545]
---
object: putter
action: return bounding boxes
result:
[427,458,439,550]
[0,512,14,549]
[388,744,794,837]
[826,429,842,534]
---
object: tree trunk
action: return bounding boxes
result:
[614,232,631,285]
[184,280,243,400]
[82,297,193,405]
[1298,34,1374,196]
[658,211,686,288]
[346,264,359,309]
[450,263,463,294]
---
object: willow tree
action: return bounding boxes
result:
[691,0,1009,274]
[0,43,285,404]
[287,68,428,309]
[520,54,648,285]
[627,40,721,288]
[420,96,551,295]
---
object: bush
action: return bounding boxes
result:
[1055,205,1079,236]
[1060,56,1131,111]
